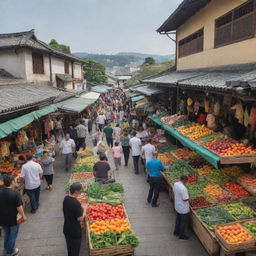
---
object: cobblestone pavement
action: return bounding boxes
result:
[0,138,208,256]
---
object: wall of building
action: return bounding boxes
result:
[0,49,26,78]
[73,62,83,79]
[176,0,256,70]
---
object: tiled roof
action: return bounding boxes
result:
[0,83,74,114]
[0,30,86,63]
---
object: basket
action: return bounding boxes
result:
[86,221,134,256]
[215,222,255,251]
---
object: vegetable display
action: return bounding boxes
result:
[87,204,126,221]
[71,163,93,173]
[206,169,231,184]
[204,184,226,197]
[222,166,244,178]
[222,203,256,220]
[190,196,213,210]
[171,148,198,159]
[242,197,256,211]
[225,183,249,198]
[187,180,211,198]
[72,172,94,180]
[188,158,209,169]
[216,224,254,243]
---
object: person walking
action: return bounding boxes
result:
[60,134,76,171]
[142,138,156,171]
[173,175,190,240]
[113,124,121,142]
[112,142,123,171]
[75,120,87,151]
[103,122,114,148]
[129,131,141,174]
[0,175,27,256]
[20,153,43,213]
[120,132,130,166]
[92,127,101,146]
[146,152,165,207]
[63,182,85,256]
[87,117,93,135]
[96,113,106,132]
[41,151,54,190]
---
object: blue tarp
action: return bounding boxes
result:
[148,115,220,168]
[131,95,145,102]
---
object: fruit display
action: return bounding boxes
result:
[242,197,256,211]
[204,184,226,197]
[205,139,236,155]
[77,156,99,167]
[87,204,126,221]
[216,223,254,243]
[77,148,93,157]
[222,166,244,178]
[196,165,213,176]
[238,174,256,194]
[91,231,139,249]
[178,124,213,140]
[188,158,209,169]
[71,172,94,180]
[214,194,237,205]
[243,222,256,237]
[222,203,256,220]
[225,183,249,198]
[76,193,88,209]
[206,169,231,184]
[157,153,177,165]
[190,196,213,210]
[89,219,131,235]
[187,174,198,183]
[196,206,235,230]
[187,180,211,198]
[172,148,199,159]
[160,114,185,126]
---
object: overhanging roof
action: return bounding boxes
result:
[56,73,73,82]
[134,85,167,96]
[157,0,211,33]
[90,85,110,94]
[80,91,100,100]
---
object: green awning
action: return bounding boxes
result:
[56,97,96,113]
[0,105,57,139]
[131,95,145,102]
[148,115,220,168]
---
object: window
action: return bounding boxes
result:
[178,29,204,58]
[215,0,255,47]
[64,62,69,74]
[32,52,44,74]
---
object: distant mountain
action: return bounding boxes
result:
[73,52,174,67]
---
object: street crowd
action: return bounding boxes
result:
[0,89,190,256]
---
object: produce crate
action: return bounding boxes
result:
[86,221,134,256]
[190,210,220,256]
[215,222,255,252]
[237,178,256,196]
[162,172,174,201]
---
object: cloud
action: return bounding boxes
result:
[0,0,181,55]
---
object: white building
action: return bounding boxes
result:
[0,29,86,91]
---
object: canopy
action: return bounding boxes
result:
[80,92,100,100]
[135,85,167,96]
[56,97,96,113]
[0,105,57,139]
[131,95,145,102]
[90,85,110,94]
[148,115,220,168]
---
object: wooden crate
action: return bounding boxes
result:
[86,221,134,256]
[190,210,220,256]
[162,173,174,201]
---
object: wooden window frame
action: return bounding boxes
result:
[214,0,255,48]
[32,52,44,74]
[64,61,69,74]
[178,28,204,58]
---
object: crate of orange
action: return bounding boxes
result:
[215,222,255,251]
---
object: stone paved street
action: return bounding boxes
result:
[0,137,208,256]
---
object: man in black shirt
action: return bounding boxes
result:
[0,175,26,256]
[63,182,84,256]
[93,154,111,183]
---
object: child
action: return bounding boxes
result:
[112,142,123,171]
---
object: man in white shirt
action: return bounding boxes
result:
[142,138,156,172]
[173,175,190,240]
[75,120,87,151]
[60,134,76,171]
[129,131,141,174]
[20,154,43,213]
[96,113,106,132]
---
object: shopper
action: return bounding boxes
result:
[63,182,85,256]
[120,132,130,166]
[112,142,123,171]
[93,154,111,183]
[96,112,106,132]
[41,151,54,190]
[0,175,27,256]
[75,120,87,151]
[87,117,93,135]
[146,152,165,207]
[92,127,101,146]
[103,122,114,148]
[113,124,121,142]
[60,134,76,171]
[129,131,141,174]
[142,138,156,162]
[173,175,190,240]
[20,153,43,213]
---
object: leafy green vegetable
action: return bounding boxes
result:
[102,183,124,193]
[87,183,103,199]
[71,163,93,173]
[117,232,139,248]
[91,232,116,249]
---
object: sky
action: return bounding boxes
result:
[0,0,181,55]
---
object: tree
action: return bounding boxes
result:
[83,58,108,84]
[49,39,71,54]
[144,57,156,65]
